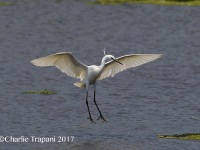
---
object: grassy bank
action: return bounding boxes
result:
[91,0,200,6]
[158,133,200,140]
[24,89,57,95]
[0,2,13,6]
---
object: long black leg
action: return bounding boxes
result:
[86,90,96,124]
[94,90,107,122]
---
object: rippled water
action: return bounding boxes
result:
[0,0,200,149]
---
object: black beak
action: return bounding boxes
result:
[112,58,123,65]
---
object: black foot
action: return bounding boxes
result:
[97,115,107,122]
[87,117,96,124]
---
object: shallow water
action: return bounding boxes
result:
[0,0,200,149]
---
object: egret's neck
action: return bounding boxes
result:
[100,55,107,68]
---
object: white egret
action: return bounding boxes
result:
[31,51,161,123]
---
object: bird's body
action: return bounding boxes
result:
[74,55,111,88]
[75,65,102,88]
[87,65,102,84]
[31,51,161,123]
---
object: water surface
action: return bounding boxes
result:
[0,0,200,149]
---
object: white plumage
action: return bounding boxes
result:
[31,52,161,123]
[98,54,161,80]
[31,52,87,80]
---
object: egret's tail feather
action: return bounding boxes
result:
[74,82,85,88]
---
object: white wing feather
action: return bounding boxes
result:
[98,54,161,80]
[31,52,87,80]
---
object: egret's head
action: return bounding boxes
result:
[106,55,123,65]
[106,55,115,60]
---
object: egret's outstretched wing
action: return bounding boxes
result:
[31,52,87,80]
[98,54,162,80]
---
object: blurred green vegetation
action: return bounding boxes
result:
[91,0,200,6]
[24,89,57,95]
[0,2,13,6]
[158,133,200,140]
